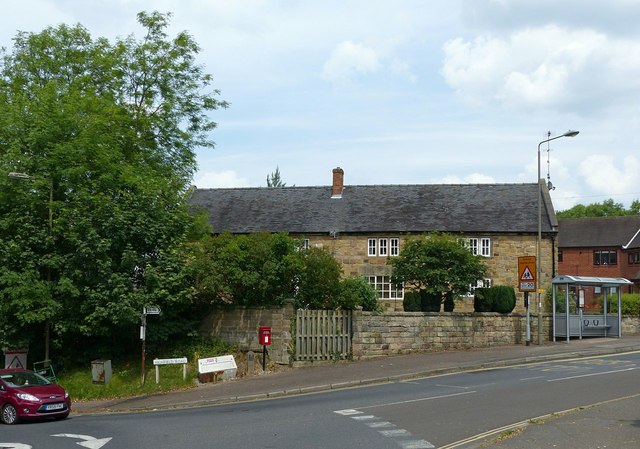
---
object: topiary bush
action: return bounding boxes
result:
[420,290,442,312]
[403,290,442,312]
[403,291,421,312]
[474,287,493,312]
[491,285,516,313]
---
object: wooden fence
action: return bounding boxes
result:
[295,309,352,361]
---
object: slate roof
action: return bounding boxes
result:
[558,216,640,249]
[190,182,555,235]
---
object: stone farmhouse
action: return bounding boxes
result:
[558,216,640,296]
[190,168,558,312]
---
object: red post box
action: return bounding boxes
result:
[259,326,272,346]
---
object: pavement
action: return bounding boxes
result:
[73,336,640,448]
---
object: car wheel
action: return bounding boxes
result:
[2,403,19,424]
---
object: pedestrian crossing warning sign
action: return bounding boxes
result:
[518,256,537,292]
[521,267,534,280]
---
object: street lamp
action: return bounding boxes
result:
[8,171,54,363]
[536,130,579,345]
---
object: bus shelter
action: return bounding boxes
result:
[552,275,633,342]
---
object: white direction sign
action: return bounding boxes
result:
[143,306,161,315]
[52,434,112,449]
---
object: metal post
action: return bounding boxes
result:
[525,292,530,345]
[141,313,147,385]
[536,130,579,345]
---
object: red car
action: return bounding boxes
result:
[0,368,71,424]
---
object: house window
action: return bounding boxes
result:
[466,238,491,257]
[379,239,388,256]
[302,239,309,250]
[367,238,401,257]
[368,275,404,300]
[390,238,399,256]
[467,278,492,296]
[594,250,617,265]
[558,250,563,262]
[629,252,640,264]
[368,239,377,256]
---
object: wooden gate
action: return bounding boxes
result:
[295,309,352,361]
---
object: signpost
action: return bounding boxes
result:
[518,257,537,346]
[140,306,162,385]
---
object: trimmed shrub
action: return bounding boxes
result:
[420,290,442,312]
[491,285,516,313]
[403,290,442,312]
[443,293,455,312]
[403,291,421,312]
[474,288,493,312]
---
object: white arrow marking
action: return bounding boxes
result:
[51,434,112,449]
[0,444,32,449]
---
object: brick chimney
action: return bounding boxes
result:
[331,167,344,198]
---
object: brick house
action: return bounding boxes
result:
[190,168,558,311]
[557,216,640,295]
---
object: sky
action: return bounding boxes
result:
[2,0,640,211]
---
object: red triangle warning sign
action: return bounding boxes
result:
[520,266,535,280]
[7,355,25,369]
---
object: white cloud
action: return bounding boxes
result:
[322,41,380,83]
[441,25,640,113]
[193,170,249,188]
[579,154,639,196]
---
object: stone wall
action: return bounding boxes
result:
[352,311,532,358]
[199,301,294,364]
[200,304,640,362]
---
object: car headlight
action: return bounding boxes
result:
[65,392,69,399]
[16,393,40,402]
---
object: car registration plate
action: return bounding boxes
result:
[44,403,64,411]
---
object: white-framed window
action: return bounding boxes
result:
[368,238,377,256]
[390,238,399,256]
[302,239,310,250]
[379,238,388,256]
[367,237,400,257]
[467,278,492,296]
[466,237,491,257]
[480,238,490,257]
[368,275,404,300]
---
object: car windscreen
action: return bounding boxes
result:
[0,371,51,387]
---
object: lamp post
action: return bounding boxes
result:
[8,172,54,363]
[536,130,579,345]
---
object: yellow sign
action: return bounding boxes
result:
[518,256,537,292]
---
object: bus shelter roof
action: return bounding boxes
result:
[552,275,633,288]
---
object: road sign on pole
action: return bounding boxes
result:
[518,256,537,292]
[144,306,161,315]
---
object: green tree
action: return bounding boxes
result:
[294,247,342,309]
[390,233,488,308]
[186,232,300,306]
[266,166,286,187]
[557,198,639,217]
[0,12,227,360]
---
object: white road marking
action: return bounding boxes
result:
[334,409,436,448]
[548,367,638,382]
[356,390,477,410]
[51,434,113,449]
